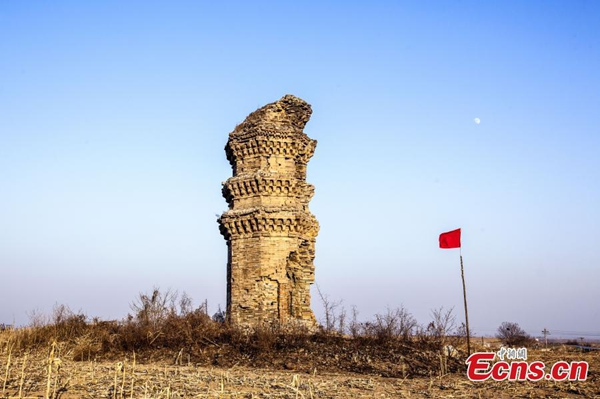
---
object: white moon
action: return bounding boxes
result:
[474,118,481,125]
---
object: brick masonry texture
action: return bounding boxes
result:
[218,95,319,327]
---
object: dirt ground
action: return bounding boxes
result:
[1,346,599,398]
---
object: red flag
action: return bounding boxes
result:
[439,228,461,249]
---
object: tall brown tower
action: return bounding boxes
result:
[218,95,319,327]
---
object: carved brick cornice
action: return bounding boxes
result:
[221,173,314,206]
[218,207,319,240]
[225,133,317,166]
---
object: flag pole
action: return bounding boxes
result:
[460,247,471,356]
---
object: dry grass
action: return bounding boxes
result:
[1,297,598,398]
[0,339,599,398]
[0,301,464,380]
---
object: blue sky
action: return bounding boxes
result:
[1,1,599,339]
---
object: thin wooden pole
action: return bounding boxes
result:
[460,252,471,356]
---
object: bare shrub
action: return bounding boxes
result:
[129,287,178,330]
[160,306,217,349]
[51,304,87,339]
[178,292,194,316]
[15,304,87,348]
[316,285,343,334]
[337,307,347,334]
[430,307,456,336]
[496,321,534,346]
[424,306,456,347]
[456,322,468,338]
[366,306,417,341]
[212,306,226,323]
[27,309,49,328]
[121,288,220,351]
[348,306,361,338]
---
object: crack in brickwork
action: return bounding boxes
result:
[218,95,319,327]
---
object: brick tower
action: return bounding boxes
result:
[218,95,319,327]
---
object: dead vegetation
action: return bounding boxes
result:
[0,299,464,379]
[1,289,598,398]
[1,341,598,398]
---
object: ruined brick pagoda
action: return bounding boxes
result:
[218,95,319,327]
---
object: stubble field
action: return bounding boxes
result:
[1,337,598,399]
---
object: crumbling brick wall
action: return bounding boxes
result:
[218,95,319,327]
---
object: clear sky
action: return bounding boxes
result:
[1,1,599,339]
